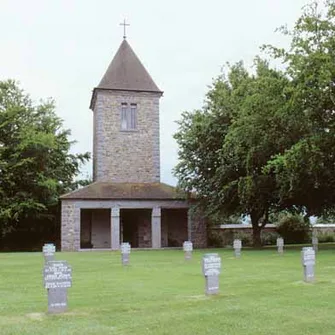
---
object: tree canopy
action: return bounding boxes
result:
[174,0,335,246]
[264,0,335,216]
[0,80,90,249]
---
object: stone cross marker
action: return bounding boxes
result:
[202,253,221,295]
[277,237,284,254]
[42,243,56,262]
[312,236,318,252]
[301,247,315,283]
[183,241,193,260]
[121,242,131,265]
[233,239,242,258]
[43,260,72,313]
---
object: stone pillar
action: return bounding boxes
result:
[73,206,81,251]
[188,207,208,248]
[151,207,161,249]
[61,201,80,251]
[111,207,120,250]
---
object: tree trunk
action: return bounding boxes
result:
[250,212,262,248]
[252,226,262,248]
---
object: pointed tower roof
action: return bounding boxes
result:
[90,39,162,109]
[99,38,162,90]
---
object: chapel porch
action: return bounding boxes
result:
[79,207,189,250]
[60,182,207,251]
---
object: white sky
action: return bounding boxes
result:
[0,0,311,185]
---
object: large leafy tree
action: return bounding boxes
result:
[0,80,90,248]
[264,0,335,217]
[174,60,292,246]
[175,0,335,246]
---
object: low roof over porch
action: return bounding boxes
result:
[60,182,190,201]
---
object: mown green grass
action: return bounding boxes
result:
[1,248,335,335]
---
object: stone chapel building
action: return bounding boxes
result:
[60,37,207,251]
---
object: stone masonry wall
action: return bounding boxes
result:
[190,209,208,248]
[93,90,161,182]
[210,224,335,247]
[210,225,277,247]
[161,209,188,247]
[161,215,168,247]
[312,224,335,235]
[61,200,80,251]
[138,218,152,248]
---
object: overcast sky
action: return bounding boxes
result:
[0,0,311,185]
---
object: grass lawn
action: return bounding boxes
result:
[1,247,335,335]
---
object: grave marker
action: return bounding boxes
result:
[121,242,131,265]
[42,243,56,262]
[233,239,242,258]
[202,253,221,295]
[43,260,72,313]
[301,247,315,283]
[312,236,318,252]
[183,241,193,260]
[277,237,284,254]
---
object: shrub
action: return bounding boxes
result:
[261,231,280,245]
[234,231,252,247]
[208,230,224,247]
[276,214,310,244]
[220,230,234,246]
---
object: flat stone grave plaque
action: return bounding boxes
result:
[301,247,315,283]
[312,236,318,252]
[277,238,284,254]
[42,243,56,262]
[183,241,193,260]
[121,242,131,265]
[233,239,242,258]
[202,253,221,295]
[43,260,72,313]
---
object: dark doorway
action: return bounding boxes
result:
[161,208,188,247]
[121,209,151,248]
[80,209,111,249]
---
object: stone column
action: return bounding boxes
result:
[151,207,161,249]
[111,207,120,250]
[61,201,80,251]
[73,206,81,250]
[188,207,208,248]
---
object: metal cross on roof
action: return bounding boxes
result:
[120,19,130,39]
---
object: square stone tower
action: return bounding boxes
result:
[60,36,208,251]
[90,39,163,183]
